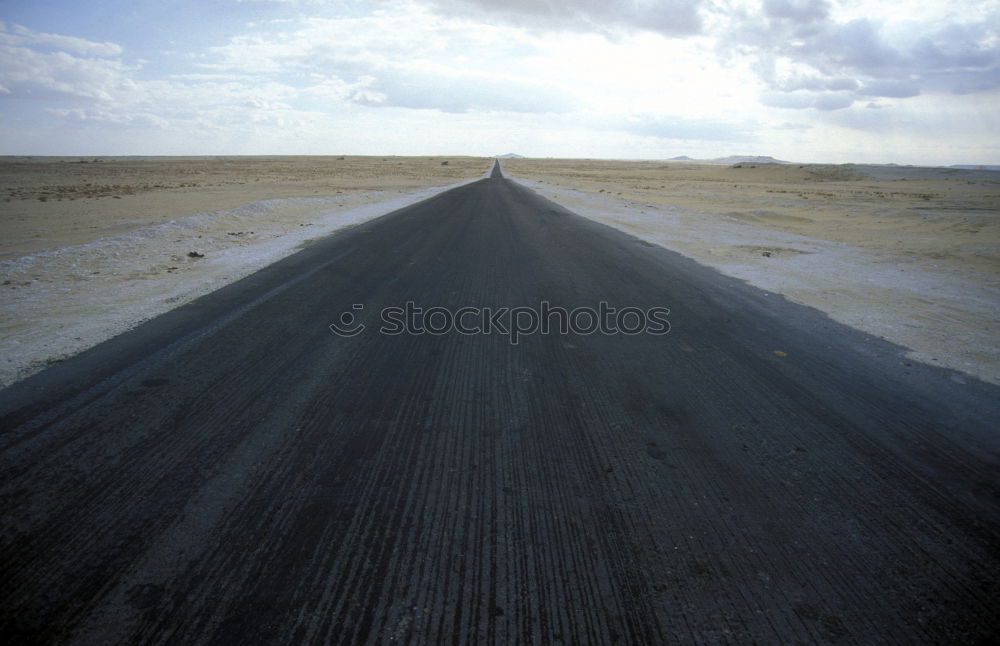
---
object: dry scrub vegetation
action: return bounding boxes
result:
[0,156,488,258]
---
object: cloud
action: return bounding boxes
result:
[0,20,314,137]
[770,73,858,93]
[857,80,920,99]
[816,90,1000,140]
[198,10,576,114]
[358,66,576,113]
[0,21,122,57]
[761,89,853,110]
[3,0,997,164]
[719,2,1000,111]
[424,0,705,37]
[0,23,134,102]
[617,113,754,141]
[46,107,169,128]
[762,0,830,25]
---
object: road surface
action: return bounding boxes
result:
[2,162,998,643]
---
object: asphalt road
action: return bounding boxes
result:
[1,161,998,644]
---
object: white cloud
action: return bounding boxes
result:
[762,0,831,24]
[613,113,756,141]
[761,89,854,110]
[424,0,706,37]
[196,8,580,114]
[46,107,170,128]
[857,80,920,99]
[0,21,311,137]
[0,24,134,103]
[717,0,1000,111]
[1,1,998,164]
[0,21,122,57]
[235,0,336,4]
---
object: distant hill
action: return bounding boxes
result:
[712,155,789,165]
[665,155,790,165]
[950,164,1000,171]
[497,153,524,158]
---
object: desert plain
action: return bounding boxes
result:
[1,155,998,387]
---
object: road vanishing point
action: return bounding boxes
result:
[1,161,998,644]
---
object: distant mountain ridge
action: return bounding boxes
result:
[669,156,998,170]
[669,155,789,164]
[950,164,1000,171]
[713,155,789,165]
[499,153,997,170]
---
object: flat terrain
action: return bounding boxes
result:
[502,158,1000,276]
[1,165,997,643]
[0,155,489,257]
[503,158,1000,384]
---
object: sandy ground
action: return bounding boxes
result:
[503,158,1000,385]
[0,156,490,386]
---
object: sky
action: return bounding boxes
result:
[0,0,998,165]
